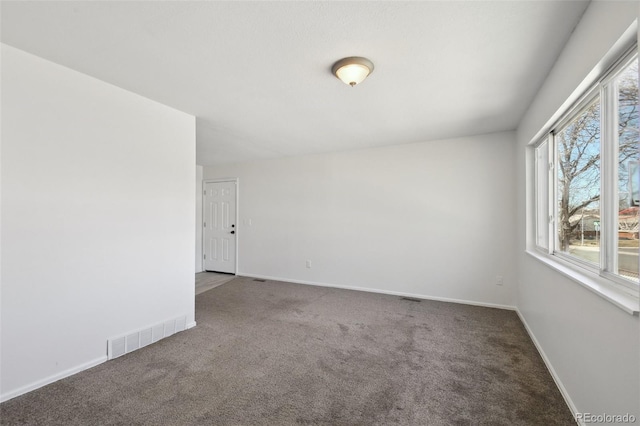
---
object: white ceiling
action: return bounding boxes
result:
[1,1,589,166]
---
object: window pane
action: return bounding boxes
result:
[616,58,639,282]
[556,96,601,266]
[535,140,549,249]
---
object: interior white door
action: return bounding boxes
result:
[203,181,236,273]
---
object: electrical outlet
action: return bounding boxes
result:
[306,260,311,269]
[496,275,504,286]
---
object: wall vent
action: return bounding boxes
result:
[152,324,164,343]
[126,332,140,353]
[108,336,126,359]
[107,314,188,360]
[140,328,153,348]
[164,319,176,338]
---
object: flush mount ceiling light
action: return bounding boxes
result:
[332,57,374,87]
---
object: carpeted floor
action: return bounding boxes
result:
[0,277,575,425]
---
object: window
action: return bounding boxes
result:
[556,94,601,267]
[534,48,639,293]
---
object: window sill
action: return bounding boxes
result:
[526,249,639,315]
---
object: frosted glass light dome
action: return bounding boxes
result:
[332,57,374,87]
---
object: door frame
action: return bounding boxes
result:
[202,178,239,275]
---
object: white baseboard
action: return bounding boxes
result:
[186,321,197,329]
[515,308,581,426]
[239,273,516,311]
[0,356,107,403]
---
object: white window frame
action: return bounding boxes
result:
[530,44,639,315]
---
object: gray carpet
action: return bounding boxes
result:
[1,277,575,425]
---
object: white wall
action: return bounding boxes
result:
[516,1,639,418]
[0,45,196,400]
[204,132,516,308]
